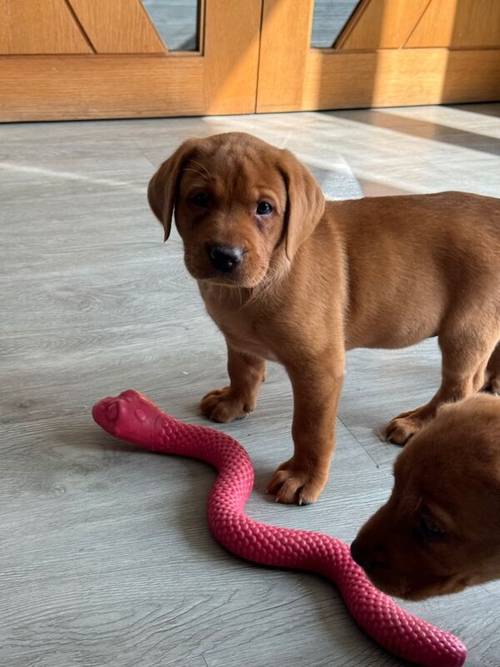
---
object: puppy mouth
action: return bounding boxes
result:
[406,574,470,600]
[184,253,268,288]
[191,268,257,287]
[360,567,412,599]
[200,274,265,289]
[366,569,457,601]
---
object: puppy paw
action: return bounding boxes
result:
[384,413,423,446]
[200,387,254,423]
[267,459,327,505]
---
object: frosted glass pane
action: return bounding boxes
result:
[311,0,361,48]
[142,0,200,51]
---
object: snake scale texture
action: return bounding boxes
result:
[92,389,467,667]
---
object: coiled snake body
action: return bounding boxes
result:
[92,389,466,667]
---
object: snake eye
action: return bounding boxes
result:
[256,200,273,216]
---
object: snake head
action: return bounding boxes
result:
[92,389,163,445]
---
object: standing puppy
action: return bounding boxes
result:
[148,132,500,505]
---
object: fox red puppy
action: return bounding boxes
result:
[148,132,500,504]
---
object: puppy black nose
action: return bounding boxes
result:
[207,245,243,273]
[351,539,386,571]
[350,539,369,569]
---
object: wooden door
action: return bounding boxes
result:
[257,0,500,111]
[0,0,262,121]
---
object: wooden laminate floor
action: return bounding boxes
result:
[1,104,500,666]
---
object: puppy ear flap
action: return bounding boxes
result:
[279,149,325,261]
[147,139,198,241]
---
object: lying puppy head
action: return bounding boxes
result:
[148,132,325,288]
[351,394,500,600]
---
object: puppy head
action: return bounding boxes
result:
[148,132,325,288]
[351,394,500,600]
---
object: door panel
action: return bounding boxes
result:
[406,0,500,49]
[335,0,430,50]
[0,0,92,54]
[257,0,500,112]
[257,0,314,112]
[0,0,261,121]
[67,0,166,53]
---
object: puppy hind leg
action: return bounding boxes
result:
[385,329,497,446]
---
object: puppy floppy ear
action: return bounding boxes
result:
[147,139,198,241]
[279,149,325,261]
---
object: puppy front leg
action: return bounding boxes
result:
[268,356,344,505]
[201,343,266,423]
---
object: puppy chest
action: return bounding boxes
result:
[210,312,279,361]
[226,326,279,361]
[237,337,279,362]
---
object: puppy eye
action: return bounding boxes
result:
[190,192,210,208]
[418,513,447,542]
[256,201,273,216]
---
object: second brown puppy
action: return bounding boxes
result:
[351,393,500,599]
[148,132,500,505]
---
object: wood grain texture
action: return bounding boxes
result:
[0,0,92,54]
[257,48,500,112]
[335,0,431,50]
[406,0,500,49]
[257,0,314,112]
[258,0,500,113]
[1,106,500,665]
[0,0,260,121]
[0,55,204,121]
[68,0,167,53]
[204,0,261,114]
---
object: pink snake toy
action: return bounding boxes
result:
[92,389,467,667]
